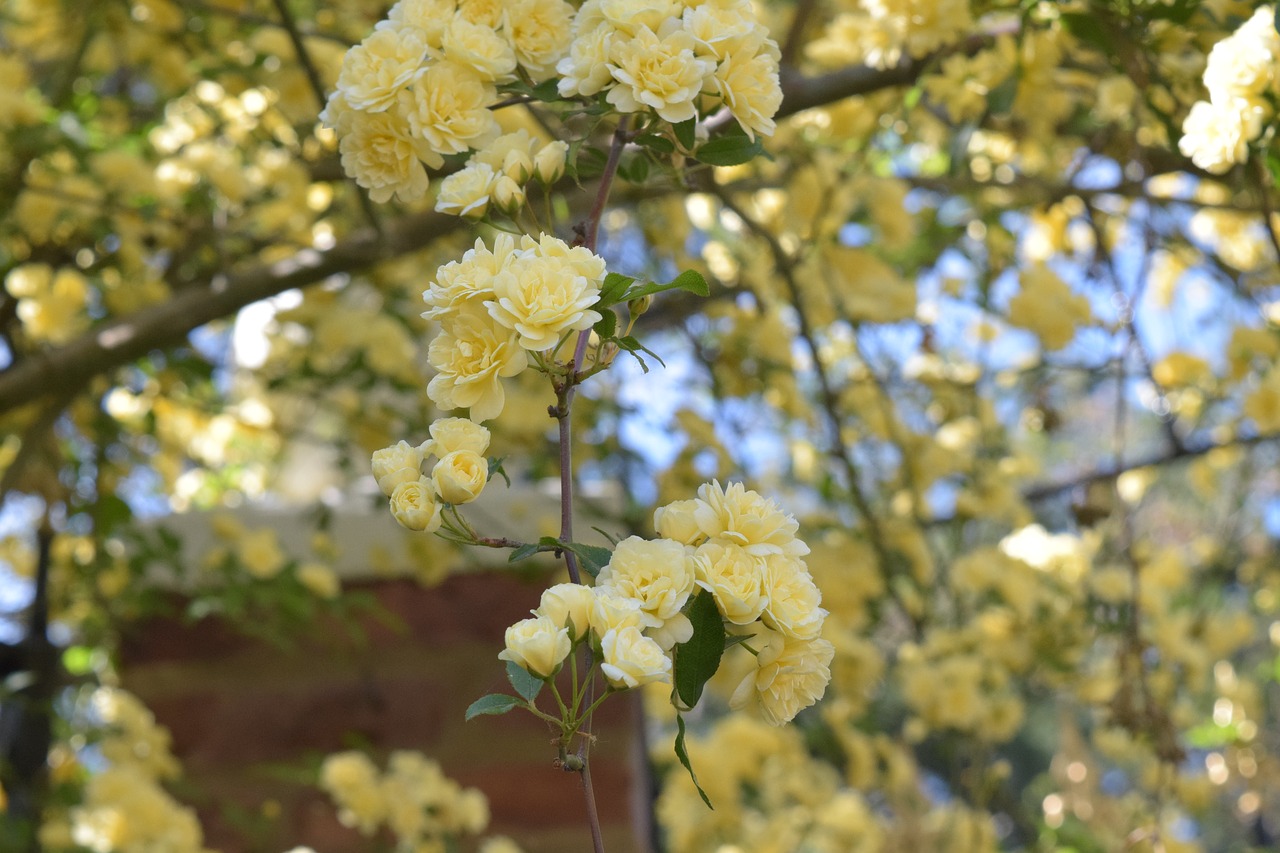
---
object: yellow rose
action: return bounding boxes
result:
[336,27,429,113]
[237,528,287,579]
[471,130,538,177]
[371,439,425,496]
[491,174,525,214]
[589,589,644,637]
[729,629,834,726]
[422,234,517,322]
[383,0,455,46]
[498,615,571,677]
[435,163,498,218]
[596,536,694,627]
[712,49,781,141]
[537,582,596,638]
[400,61,499,158]
[600,625,671,688]
[338,108,434,204]
[693,541,768,625]
[297,562,341,599]
[653,498,703,545]
[427,304,528,422]
[421,416,492,458]
[555,23,615,98]
[443,15,517,82]
[431,449,488,504]
[693,480,809,558]
[389,477,443,532]
[505,0,574,80]
[533,140,568,184]
[605,26,713,124]
[760,555,826,640]
[485,237,604,351]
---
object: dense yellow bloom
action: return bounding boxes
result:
[4,264,90,345]
[1006,263,1093,350]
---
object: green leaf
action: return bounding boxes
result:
[620,269,709,303]
[1058,12,1114,52]
[509,543,540,563]
[529,78,563,102]
[635,133,675,153]
[985,75,1017,115]
[62,646,95,676]
[673,590,726,709]
[668,269,709,296]
[617,335,666,368]
[673,118,697,150]
[695,135,763,167]
[575,146,609,180]
[506,660,544,702]
[465,693,521,720]
[566,542,612,577]
[597,272,635,308]
[593,309,617,339]
[675,713,713,809]
[94,494,133,535]
[488,456,511,487]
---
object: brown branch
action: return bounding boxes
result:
[0,211,460,415]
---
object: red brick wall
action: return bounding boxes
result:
[120,572,646,853]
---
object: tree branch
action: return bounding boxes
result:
[0,211,458,415]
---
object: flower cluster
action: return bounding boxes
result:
[38,688,207,853]
[1179,6,1279,174]
[436,129,568,219]
[373,417,492,532]
[323,0,576,203]
[422,233,606,421]
[4,263,90,345]
[661,481,832,724]
[556,0,783,139]
[319,750,520,852]
[501,481,832,725]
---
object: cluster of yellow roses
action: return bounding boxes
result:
[501,481,833,725]
[39,689,206,853]
[423,233,607,421]
[325,0,786,204]
[557,0,783,138]
[319,750,521,852]
[436,129,568,219]
[322,0,575,203]
[1179,5,1279,174]
[2,263,90,346]
[372,417,492,533]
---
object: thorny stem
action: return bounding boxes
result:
[553,116,630,853]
